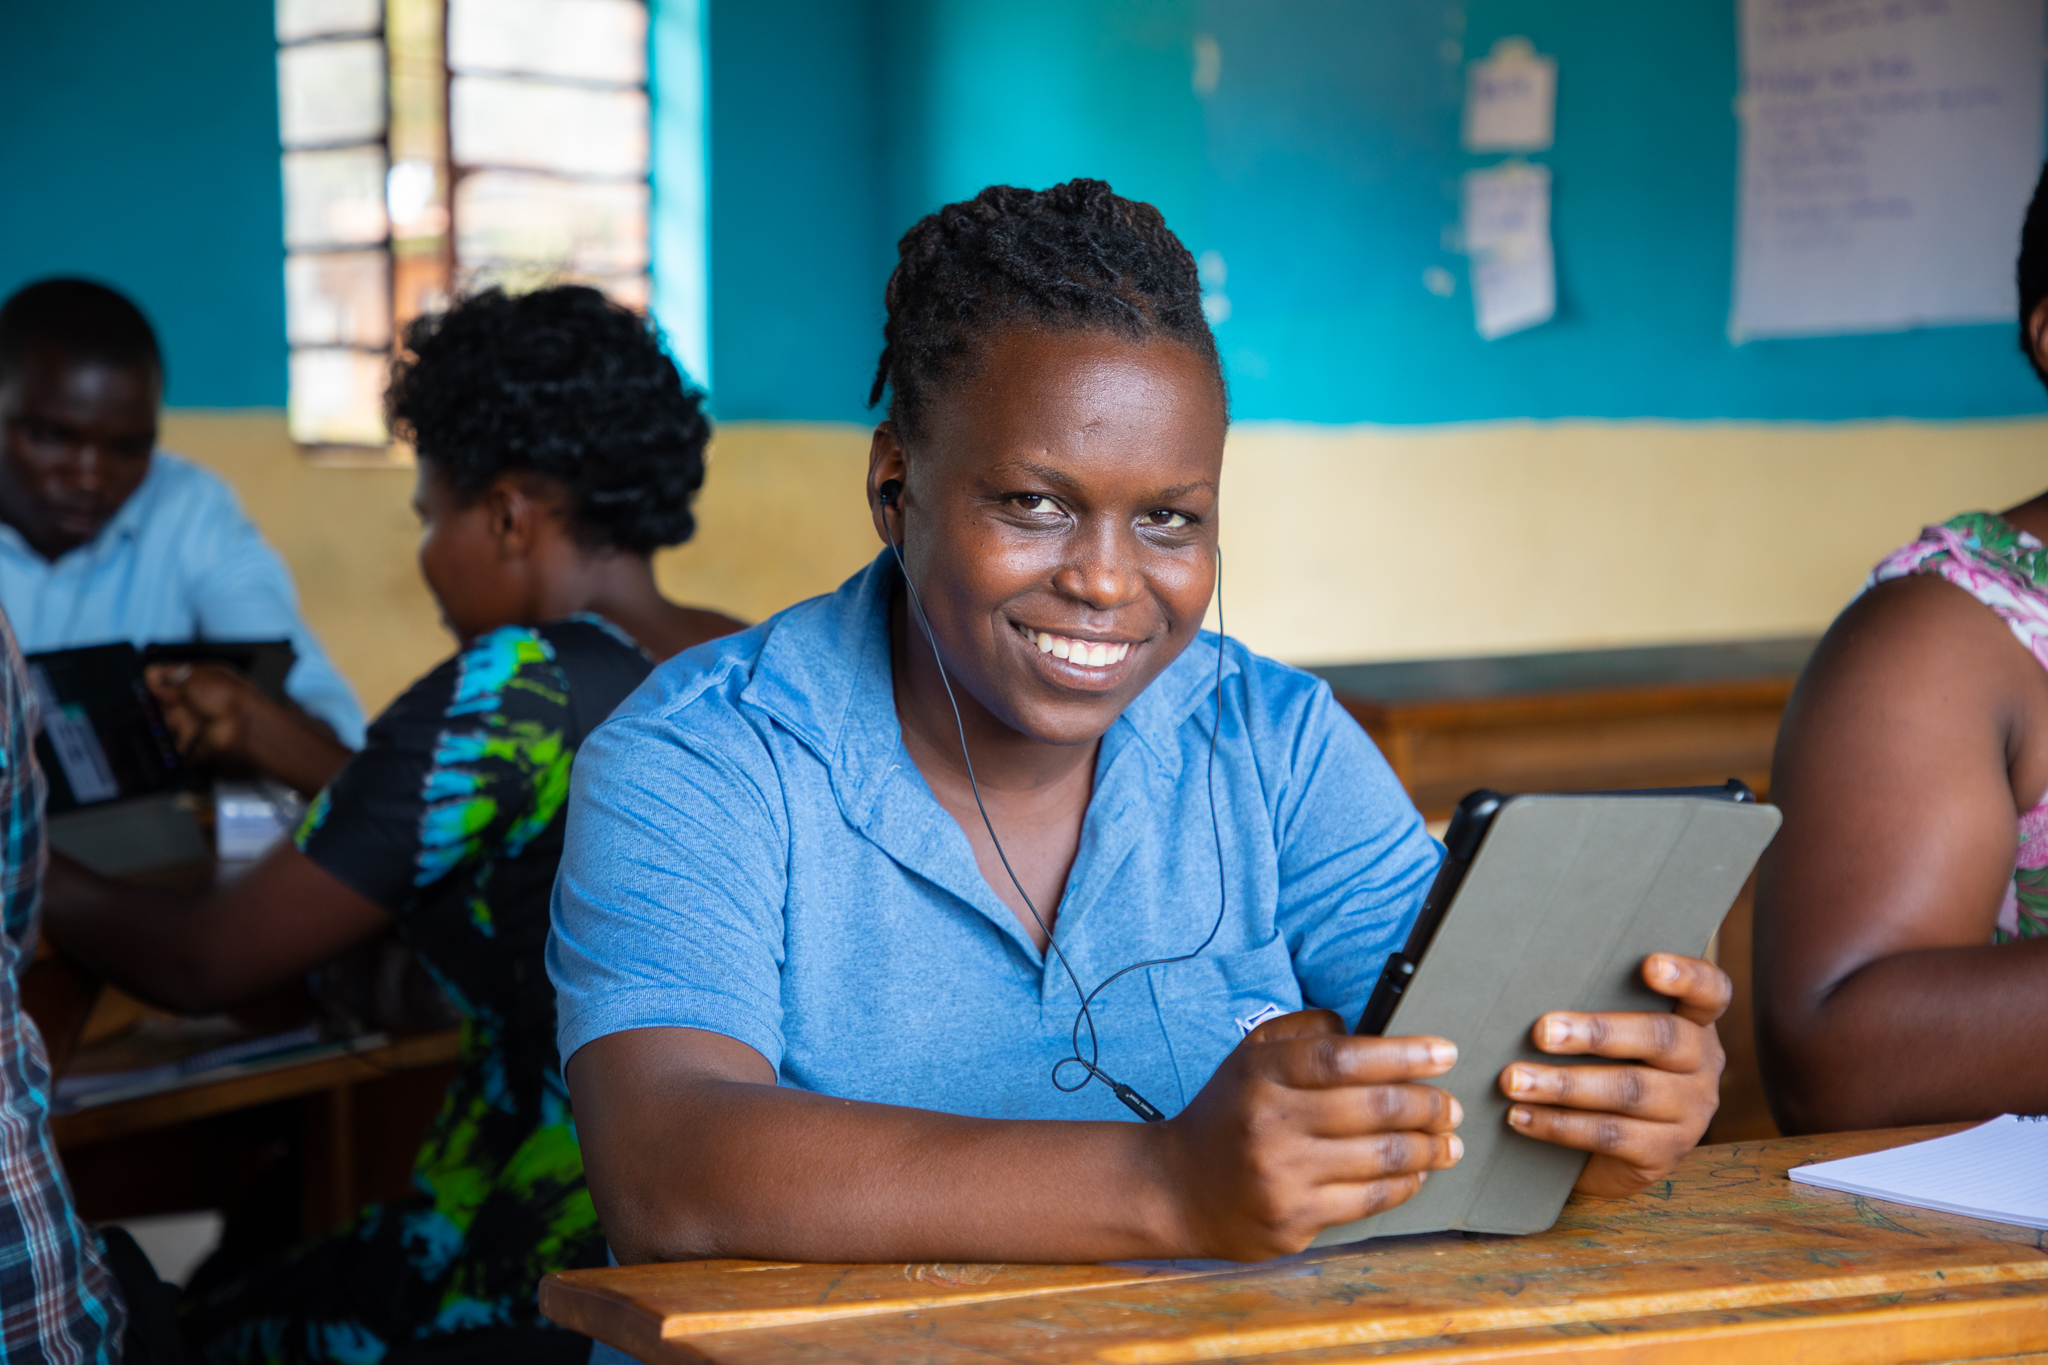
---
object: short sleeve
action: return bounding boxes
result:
[547,702,791,1072]
[1269,681,1443,1021]
[297,627,574,915]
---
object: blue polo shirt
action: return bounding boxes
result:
[548,553,1440,1122]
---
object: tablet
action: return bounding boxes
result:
[26,643,207,875]
[142,639,296,706]
[1310,782,1781,1248]
[25,643,186,814]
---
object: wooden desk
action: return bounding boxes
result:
[1312,637,1815,822]
[56,1026,460,1237]
[51,1027,460,1148]
[540,1125,2048,1365]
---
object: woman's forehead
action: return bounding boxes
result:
[915,330,1226,483]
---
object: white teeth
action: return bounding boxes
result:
[1019,625,1132,669]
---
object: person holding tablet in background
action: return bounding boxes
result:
[0,278,364,746]
[45,285,742,1365]
[550,181,1730,1277]
[1755,166,2048,1135]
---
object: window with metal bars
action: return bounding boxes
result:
[278,0,652,452]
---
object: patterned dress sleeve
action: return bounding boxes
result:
[296,626,577,916]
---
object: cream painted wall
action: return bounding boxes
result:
[159,412,883,715]
[160,410,2047,716]
[1219,419,2048,664]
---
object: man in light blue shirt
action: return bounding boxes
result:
[0,279,363,745]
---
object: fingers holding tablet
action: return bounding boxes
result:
[1162,1009,1467,1258]
[1498,952,1729,1199]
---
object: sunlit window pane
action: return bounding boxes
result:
[455,172,648,275]
[284,147,390,247]
[447,0,646,85]
[285,251,393,347]
[588,273,650,311]
[277,0,381,43]
[451,76,648,178]
[460,264,649,312]
[288,349,391,446]
[278,39,387,147]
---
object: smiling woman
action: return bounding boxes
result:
[546,181,1733,1294]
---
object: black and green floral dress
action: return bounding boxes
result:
[181,616,652,1365]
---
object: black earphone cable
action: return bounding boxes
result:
[880,482,1229,1121]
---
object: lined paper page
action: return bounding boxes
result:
[1789,1115,2048,1229]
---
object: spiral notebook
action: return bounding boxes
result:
[1788,1115,2048,1230]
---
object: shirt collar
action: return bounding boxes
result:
[739,550,1242,823]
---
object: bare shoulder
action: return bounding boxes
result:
[1774,569,2048,828]
[1792,573,2040,734]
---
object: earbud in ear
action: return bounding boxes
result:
[877,479,903,506]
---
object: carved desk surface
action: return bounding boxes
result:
[540,1124,2048,1365]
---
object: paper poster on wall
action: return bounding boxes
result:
[1463,37,1556,152]
[1731,0,2045,340]
[1463,161,1555,340]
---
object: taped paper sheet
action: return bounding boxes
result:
[1732,0,2046,340]
[1463,161,1555,340]
[1463,37,1556,152]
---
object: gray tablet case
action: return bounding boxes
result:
[1310,791,1781,1248]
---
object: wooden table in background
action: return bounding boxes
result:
[55,1022,459,1238]
[1315,637,1817,1146]
[1311,637,1816,822]
[541,1124,2048,1365]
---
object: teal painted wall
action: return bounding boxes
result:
[0,0,288,407]
[704,0,891,419]
[6,0,2043,421]
[1204,0,2048,422]
[708,0,2048,423]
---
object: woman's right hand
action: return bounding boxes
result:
[145,663,352,799]
[146,662,268,768]
[1157,1009,1463,1260]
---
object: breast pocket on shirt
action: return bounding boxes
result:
[1147,937,1305,1110]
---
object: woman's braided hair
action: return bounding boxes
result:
[869,179,1225,437]
[388,285,709,554]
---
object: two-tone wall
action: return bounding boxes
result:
[8,1,2046,716]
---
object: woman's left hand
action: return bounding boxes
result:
[1500,952,1729,1199]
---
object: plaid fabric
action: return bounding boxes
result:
[0,614,121,1364]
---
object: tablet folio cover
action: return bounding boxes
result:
[1310,792,1781,1247]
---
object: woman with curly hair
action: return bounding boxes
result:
[44,285,741,1364]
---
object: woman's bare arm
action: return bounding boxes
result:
[1756,574,2048,1133]
[42,845,391,1016]
[567,1013,1465,1266]
[568,955,1728,1267]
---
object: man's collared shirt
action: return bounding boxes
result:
[549,552,1440,1123]
[0,451,365,746]
[0,609,123,1363]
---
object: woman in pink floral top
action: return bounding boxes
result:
[1756,167,2048,1134]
